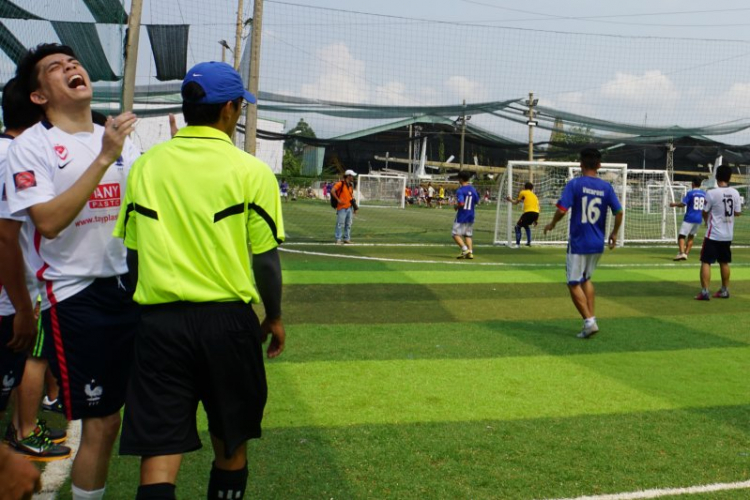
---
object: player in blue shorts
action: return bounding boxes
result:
[669,177,705,261]
[453,171,480,259]
[544,148,624,338]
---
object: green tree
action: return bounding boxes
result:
[282,148,303,177]
[284,118,317,157]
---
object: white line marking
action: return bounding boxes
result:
[540,479,750,500]
[278,247,750,268]
[34,420,81,500]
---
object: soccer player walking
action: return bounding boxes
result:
[7,44,140,499]
[544,148,623,338]
[453,170,480,259]
[669,177,706,261]
[114,61,285,500]
[695,165,742,300]
[506,181,540,247]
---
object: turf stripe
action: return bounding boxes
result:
[283,268,750,285]
[263,347,749,429]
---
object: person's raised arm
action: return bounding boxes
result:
[27,113,137,239]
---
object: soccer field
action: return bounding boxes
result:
[46,244,749,499]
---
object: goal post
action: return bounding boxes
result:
[356,174,407,209]
[495,162,681,246]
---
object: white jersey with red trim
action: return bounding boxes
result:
[0,134,42,316]
[704,186,742,242]
[5,121,139,308]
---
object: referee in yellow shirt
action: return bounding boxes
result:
[506,182,540,247]
[113,61,284,500]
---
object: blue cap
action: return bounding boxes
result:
[182,61,257,105]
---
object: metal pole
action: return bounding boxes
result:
[234,0,244,70]
[121,0,144,113]
[527,91,535,162]
[459,99,466,171]
[243,0,263,154]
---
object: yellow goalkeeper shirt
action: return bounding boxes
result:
[517,189,540,213]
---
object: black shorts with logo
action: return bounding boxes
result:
[0,314,27,412]
[700,238,732,264]
[119,301,267,459]
[517,211,540,228]
[41,275,139,421]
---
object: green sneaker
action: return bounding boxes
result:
[36,419,67,444]
[8,423,71,462]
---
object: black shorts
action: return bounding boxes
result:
[700,238,732,264]
[0,315,27,412]
[120,301,267,459]
[517,212,539,228]
[41,275,139,421]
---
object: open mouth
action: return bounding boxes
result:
[67,74,86,90]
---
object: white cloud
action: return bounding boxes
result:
[300,43,369,103]
[600,70,679,103]
[445,76,488,102]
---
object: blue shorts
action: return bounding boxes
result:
[41,275,139,420]
[0,314,27,412]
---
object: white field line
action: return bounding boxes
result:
[34,419,81,500]
[540,479,750,500]
[278,247,750,268]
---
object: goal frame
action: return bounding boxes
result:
[493,161,628,246]
[355,173,407,209]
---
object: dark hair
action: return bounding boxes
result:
[580,147,601,170]
[715,165,732,183]
[16,43,77,94]
[181,81,241,126]
[524,182,533,190]
[457,170,472,182]
[691,176,703,188]
[2,77,43,130]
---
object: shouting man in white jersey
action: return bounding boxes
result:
[5,43,140,500]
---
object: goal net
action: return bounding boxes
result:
[625,170,679,242]
[356,174,407,209]
[493,161,676,246]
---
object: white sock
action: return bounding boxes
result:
[461,245,468,252]
[72,485,106,500]
[585,317,596,325]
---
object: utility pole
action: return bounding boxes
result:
[219,39,231,63]
[121,0,144,112]
[525,91,539,162]
[666,141,675,184]
[233,0,244,70]
[243,0,263,154]
[459,100,466,171]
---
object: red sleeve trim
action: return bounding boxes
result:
[556,203,568,213]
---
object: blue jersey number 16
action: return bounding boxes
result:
[580,196,602,224]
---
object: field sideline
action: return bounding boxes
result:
[43,245,748,499]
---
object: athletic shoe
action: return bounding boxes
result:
[42,395,64,414]
[335,240,343,245]
[4,423,71,462]
[695,292,710,301]
[456,252,467,259]
[510,244,520,249]
[713,290,730,299]
[36,419,67,444]
[577,320,599,339]
[465,252,474,260]
[673,253,687,261]
[343,240,353,245]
